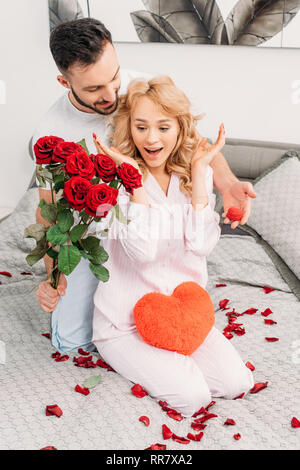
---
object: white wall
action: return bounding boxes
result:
[0,0,299,217]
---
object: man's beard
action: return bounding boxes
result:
[70,86,119,115]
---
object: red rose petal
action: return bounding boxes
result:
[264,319,277,325]
[263,286,275,293]
[242,308,257,315]
[51,351,61,359]
[42,333,51,339]
[219,299,230,310]
[291,417,300,428]
[261,308,273,317]
[187,432,204,441]
[265,337,279,342]
[55,354,69,362]
[245,361,255,371]
[233,393,245,400]
[0,271,12,277]
[139,416,150,426]
[45,405,63,418]
[223,331,233,340]
[233,433,241,440]
[131,383,148,398]
[78,348,90,356]
[75,384,90,396]
[226,207,243,221]
[192,406,208,418]
[171,434,190,444]
[40,446,57,450]
[250,382,268,393]
[145,443,166,450]
[166,410,183,421]
[224,418,236,425]
[216,283,227,287]
[162,424,173,440]
[20,272,33,275]
[191,422,207,431]
[193,413,218,424]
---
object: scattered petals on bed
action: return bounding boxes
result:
[40,446,58,450]
[250,382,268,394]
[291,417,300,428]
[263,286,275,294]
[139,416,150,426]
[261,308,273,317]
[41,333,51,339]
[224,419,236,426]
[233,433,241,440]
[245,361,255,371]
[219,299,230,310]
[171,433,190,444]
[216,283,227,287]
[162,424,173,440]
[75,384,90,396]
[187,431,204,441]
[265,337,279,342]
[131,384,148,398]
[0,271,12,277]
[145,443,167,450]
[45,405,63,418]
[264,319,277,325]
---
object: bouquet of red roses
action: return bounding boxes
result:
[24,135,142,289]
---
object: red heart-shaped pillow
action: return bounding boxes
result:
[133,281,215,356]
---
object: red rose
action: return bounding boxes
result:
[85,183,118,218]
[117,162,142,195]
[52,141,83,164]
[65,150,96,180]
[92,153,117,183]
[34,136,64,164]
[63,176,92,211]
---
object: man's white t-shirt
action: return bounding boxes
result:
[32,68,152,189]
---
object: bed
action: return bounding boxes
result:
[0,139,299,450]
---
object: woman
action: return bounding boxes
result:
[92,76,254,418]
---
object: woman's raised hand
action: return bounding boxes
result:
[191,124,225,169]
[93,133,140,171]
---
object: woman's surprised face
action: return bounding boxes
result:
[130,96,180,169]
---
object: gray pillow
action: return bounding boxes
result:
[245,150,300,280]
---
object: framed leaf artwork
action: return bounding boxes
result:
[48,0,300,48]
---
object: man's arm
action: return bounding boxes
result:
[208,149,257,229]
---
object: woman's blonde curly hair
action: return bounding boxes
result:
[110,75,205,197]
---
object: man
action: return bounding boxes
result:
[34,18,256,353]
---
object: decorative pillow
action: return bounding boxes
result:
[245,150,300,280]
[133,282,215,356]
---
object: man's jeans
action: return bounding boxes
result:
[51,257,99,353]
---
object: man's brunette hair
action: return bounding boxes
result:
[50,17,112,74]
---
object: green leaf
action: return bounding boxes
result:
[81,236,100,252]
[89,246,109,265]
[24,223,47,242]
[70,224,88,243]
[58,245,81,275]
[46,225,68,245]
[46,247,59,259]
[26,240,48,266]
[77,138,89,155]
[57,209,74,233]
[92,177,100,185]
[79,210,90,223]
[109,179,119,189]
[112,204,130,225]
[83,374,102,389]
[36,174,46,188]
[89,263,109,282]
[39,200,57,224]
